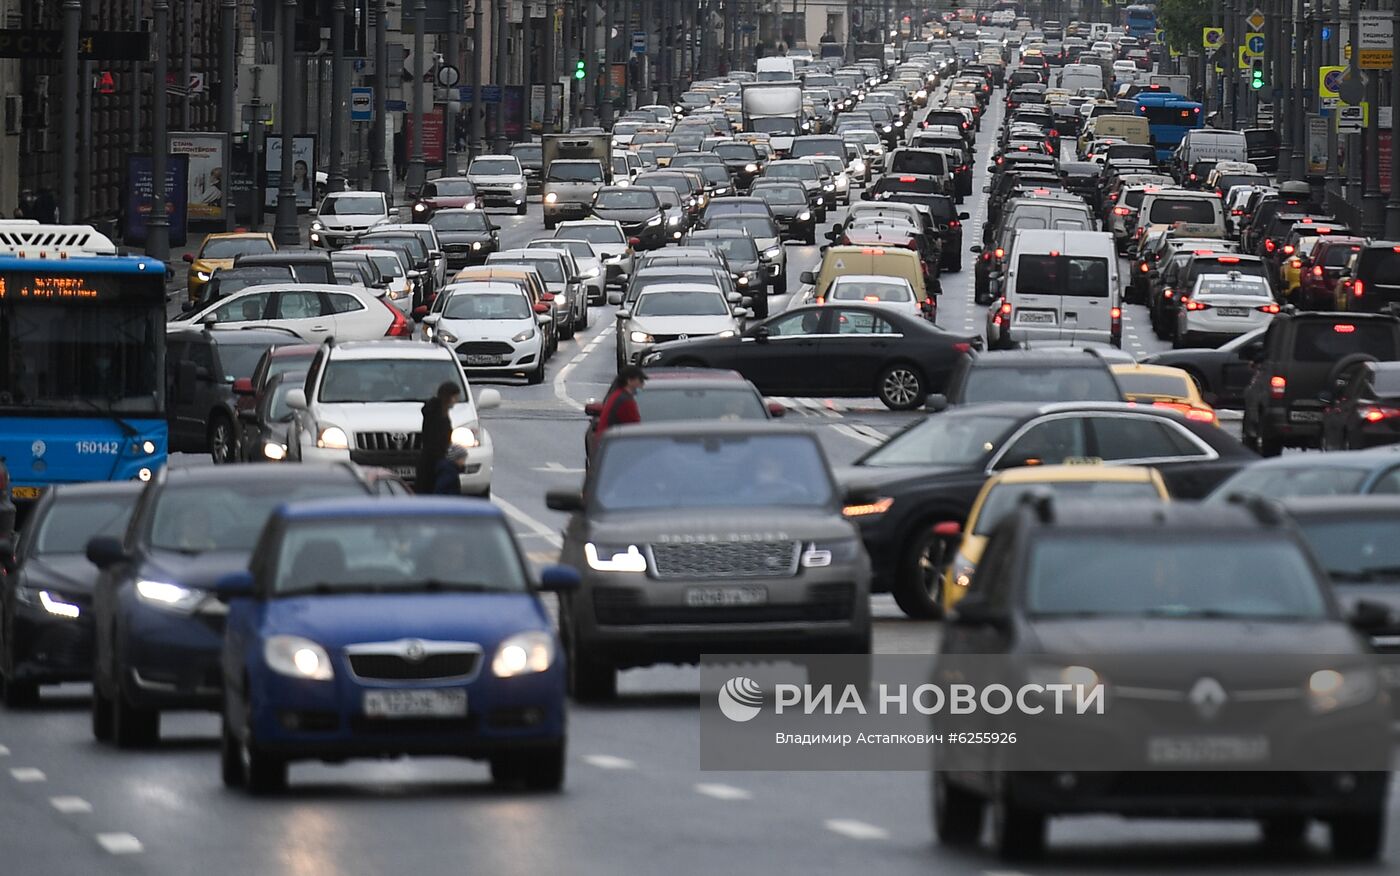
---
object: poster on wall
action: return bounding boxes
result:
[1306,114,1328,176]
[529,83,564,133]
[123,154,189,247]
[263,135,317,209]
[169,132,228,223]
[402,105,446,165]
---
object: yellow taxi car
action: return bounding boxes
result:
[184,231,276,305]
[941,464,1170,614]
[1110,362,1219,426]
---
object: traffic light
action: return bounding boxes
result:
[574,59,586,80]
[1249,58,1265,90]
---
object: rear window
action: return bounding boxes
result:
[962,365,1120,403]
[1359,248,1400,280]
[873,175,942,195]
[1324,245,1363,267]
[889,152,948,176]
[1114,371,1191,398]
[1292,321,1400,363]
[1148,198,1217,225]
[974,480,1161,535]
[1014,254,1110,297]
[1209,465,1370,500]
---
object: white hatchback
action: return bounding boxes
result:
[173,283,409,342]
[423,282,548,384]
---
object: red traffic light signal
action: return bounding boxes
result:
[97,70,116,95]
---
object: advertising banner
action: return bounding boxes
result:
[123,154,189,247]
[169,132,227,223]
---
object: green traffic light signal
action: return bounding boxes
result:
[574,59,586,80]
[1250,60,1265,90]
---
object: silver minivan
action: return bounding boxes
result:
[989,229,1121,350]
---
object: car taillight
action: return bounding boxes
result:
[953,342,972,353]
[1163,289,1174,299]
[1139,262,1149,273]
[1181,297,1211,311]
[1312,265,1324,277]
[1188,173,1196,181]
[1264,239,1276,252]
[1185,408,1218,424]
[1270,375,1287,399]
[1113,206,1130,215]
[1282,244,1295,255]
[1361,405,1400,422]
[994,248,1004,259]
[1109,192,1118,201]
[1290,258,1301,269]
[1231,209,1243,215]
[999,300,1012,315]
[949,220,961,229]
[382,298,412,337]
[1256,302,1281,314]
[815,296,825,304]
[1354,280,1365,298]
[1335,323,1357,333]
[982,251,992,261]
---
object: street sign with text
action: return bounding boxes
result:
[0,29,150,60]
[1359,11,1393,69]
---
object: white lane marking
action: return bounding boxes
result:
[10,767,45,782]
[50,796,93,814]
[493,495,564,549]
[823,818,890,840]
[694,782,753,800]
[552,357,587,411]
[96,833,144,855]
[832,423,881,447]
[583,754,636,770]
[532,461,586,473]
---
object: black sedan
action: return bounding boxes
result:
[641,304,980,410]
[427,208,499,268]
[590,186,668,249]
[750,181,818,244]
[0,482,142,706]
[841,401,1256,618]
[1140,326,1265,409]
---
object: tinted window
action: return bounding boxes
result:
[597,190,660,209]
[1294,517,1400,582]
[469,158,520,175]
[634,290,729,316]
[1292,321,1399,363]
[1089,416,1205,460]
[962,366,1120,403]
[1359,248,1400,279]
[634,386,768,421]
[150,480,365,552]
[1148,198,1216,224]
[998,417,1089,467]
[201,237,274,259]
[32,493,136,554]
[1014,255,1110,297]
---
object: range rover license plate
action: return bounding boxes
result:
[684,586,768,607]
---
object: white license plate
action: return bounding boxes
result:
[684,586,768,607]
[393,465,416,480]
[463,354,504,365]
[1146,735,1270,765]
[1217,307,1250,317]
[1290,410,1324,423]
[1017,311,1056,324]
[362,689,467,719]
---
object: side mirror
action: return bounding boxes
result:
[766,401,786,418]
[545,488,584,512]
[85,536,128,570]
[212,570,256,600]
[799,270,816,285]
[733,308,751,318]
[285,388,308,411]
[969,245,983,254]
[1348,599,1392,633]
[538,564,581,592]
[584,401,603,417]
[533,301,551,314]
[727,291,742,304]
[422,313,441,326]
[959,212,970,220]
[948,597,1010,629]
[430,250,444,260]
[308,208,318,217]
[616,309,632,320]
[924,393,949,412]
[476,388,501,411]
[183,253,195,263]
[607,291,624,306]
[537,312,554,324]
[232,377,254,396]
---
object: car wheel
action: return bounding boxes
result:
[933,772,985,845]
[220,713,245,789]
[243,736,288,795]
[0,667,37,708]
[893,524,952,619]
[1330,810,1384,861]
[516,203,527,216]
[91,685,114,742]
[1259,431,1283,457]
[578,301,589,330]
[208,414,238,465]
[877,363,926,410]
[564,617,616,702]
[559,318,575,340]
[944,259,962,273]
[527,359,546,385]
[991,784,1047,861]
[113,690,160,748]
[491,740,566,791]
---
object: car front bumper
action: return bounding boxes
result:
[303,433,495,496]
[8,601,93,684]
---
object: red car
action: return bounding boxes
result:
[410,177,484,220]
[1296,236,1366,310]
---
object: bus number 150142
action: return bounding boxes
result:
[76,441,121,455]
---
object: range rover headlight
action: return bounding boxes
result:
[800,538,862,568]
[584,543,648,573]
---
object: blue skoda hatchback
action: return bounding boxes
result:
[217,497,578,793]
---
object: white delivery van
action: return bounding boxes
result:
[756,56,797,81]
[1058,63,1105,94]
[989,229,1121,349]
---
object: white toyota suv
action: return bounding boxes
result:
[284,340,500,496]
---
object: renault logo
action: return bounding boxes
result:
[403,640,427,662]
[1188,677,1227,721]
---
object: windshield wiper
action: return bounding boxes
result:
[406,579,497,592]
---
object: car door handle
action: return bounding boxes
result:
[311,324,329,331]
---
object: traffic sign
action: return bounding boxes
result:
[1319,65,1345,100]
[1238,46,1252,70]
[350,86,372,122]
[1202,27,1223,49]
[1245,32,1265,56]
[1338,71,1365,105]
[458,85,474,103]
[1338,103,1366,135]
[1359,10,1394,69]
[386,99,407,112]
[631,30,647,54]
[436,64,460,88]
[1246,8,1266,31]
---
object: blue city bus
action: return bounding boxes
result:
[1122,4,1157,39]
[1133,94,1204,162]
[0,225,167,505]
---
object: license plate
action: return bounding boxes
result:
[1017,311,1056,324]
[684,586,768,607]
[11,486,42,500]
[463,354,504,365]
[1217,307,1249,317]
[363,688,467,719]
[393,465,416,480]
[1289,410,1324,423]
[1146,735,1270,765]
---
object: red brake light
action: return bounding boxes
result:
[1049,250,1060,257]
[999,300,1012,315]
[1163,289,1174,298]
[860,248,886,255]
[1361,405,1400,422]
[1312,265,1324,277]
[1193,250,1214,255]
[1139,262,1149,272]
[1217,257,1241,264]
[1110,306,1122,319]
[1290,258,1301,268]
[1282,244,1295,255]
[1114,206,1131,216]
[899,176,917,182]
[1185,408,1218,423]
[1355,280,1365,297]
[1334,324,1356,333]
[994,247,1004,258]
[1231,209,1243,215]
[381,298,412,337]
[953,342,972,353]
[1270,375,1287,399]
[1257,303,1281,314]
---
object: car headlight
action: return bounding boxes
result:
[544,192,558,204]
[413,203,428,213]
[511,327,536,343]
[511,181,524,190]
[491,631,555,677]
[735,273,749,285]
[815,196,824,205]
[716,329,737,338]
[616,179,631,187]
[450,425,480,448]
[316,425,349,450]
[800,538,862,568]
[437,328,458,344]
[822,183,835,192]
[264,635,334,681]
[763,246,782,260]
[584,542,649,573]
[646,214,662,226]
[949,552,976,589]
[263,442,287,461]
[797,210,811,221]
[668,215,682,226]
[16,586,82,618]
[628,330,655,344]
[471,241,483,250]
[852,160,866,173]
[842,496,893,518]
[745,162,758,172]
[882,125,892,132]
[801,122,812,130]
[194,269,212,282]
[464,202,477,210]
[1307,667,1379,714]
[311,220,324,231]
[135,579,206,614]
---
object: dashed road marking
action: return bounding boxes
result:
[832,423,882,446]
[823,818,890,840]
[50,796,93,814]
[582,754,636,770]
[694,782,753,800]
[10,767,45,782]
[493,495,563,549]
[96,833,144,855]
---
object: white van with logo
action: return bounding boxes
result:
[988,230,1121,350]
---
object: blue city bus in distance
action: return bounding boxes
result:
[1133,94,1204,162]
[0,224,167,504]
[1122,4,1157,39]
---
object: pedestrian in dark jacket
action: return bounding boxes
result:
[415,381,461,493]
[434,445,469,495]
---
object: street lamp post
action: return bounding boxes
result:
[60,0,79,223]
[1325,0,1340,196]
[148,0,171,261]
[274,0,301,245]
[471,0,485,158]
[182,0,193,129]
[328,0,348,193]
[446,0,462,173]
[1387,0,1400,237]
[582,0,597,126]
[371,0,392,195]
[407,0,427,193]
[1360,0,1384,235]
[220,0,237,227]
[493,0,508,151]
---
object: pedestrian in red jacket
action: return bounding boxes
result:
[589,366,647,456]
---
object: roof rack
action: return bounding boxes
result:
[0,223,118,258]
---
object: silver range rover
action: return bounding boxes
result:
[547,422,873,701]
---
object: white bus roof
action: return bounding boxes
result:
[0,223,119,257]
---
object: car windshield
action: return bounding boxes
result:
[496,256,564,282]
[215,266,294,294]
[860,414,1019,467]
[559,225,625,245]
[635,386,767,421]
[974,480,1162,535]
[430,212,490,232]
[634,289,730,316]
[830,280,912,302]
[547,162,604,182]
[443,291,530,320]
[431,180,477,196]
[536,240,594,260]
[510,145,542,162]
[705,237,759,261]
[707,216,776,237]
[1294,518,1400,583]
[365,254,404,277]
[1025,535,1327,619]
[1208,466,1370,501]
[271,517,528,595]
[594,434,833,510]
[962,366,1119,403]
[320,195,384,216]
[32,492,136,554]
[149,480,366,553]
[200,237,273,260]
[714,144,759,161]
[318,359,464,404]
[469,158,519,175]
[597,190,660,209]
[765,164,817,180]
[362,236,428,263]
[753,187,806,205]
